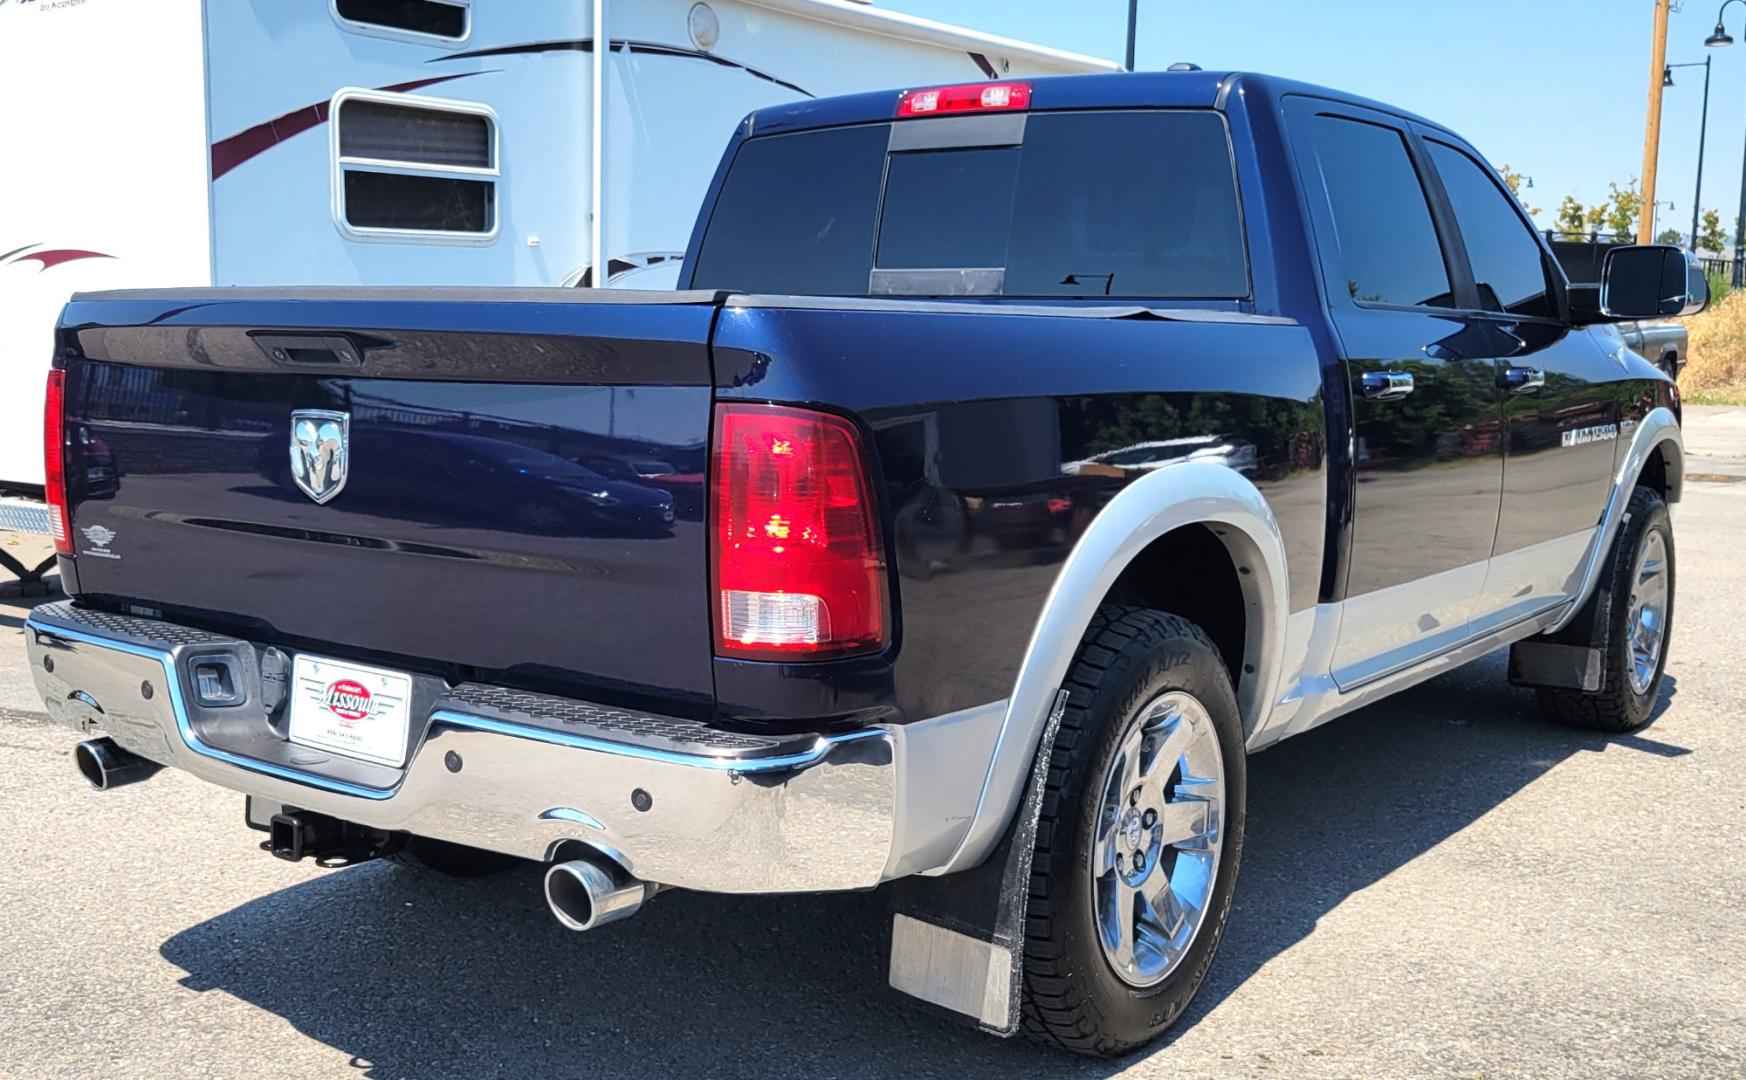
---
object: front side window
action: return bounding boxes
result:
[1427,141,1557,318]
[692,110,1249,299]
[1310,115,1454,308]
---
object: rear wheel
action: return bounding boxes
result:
[1537,485,1674,732]
[1021,605,1246,1057]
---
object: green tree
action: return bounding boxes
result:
[1700,209,1727,254]
[1656,227,1684,245]
[1496,164,1539,219]
[1584,201,1608,235]
[1554,195,1587,238]
[1602,179,1642,241]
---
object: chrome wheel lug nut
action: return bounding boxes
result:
[1131,852,1146,873]
[1142,808,1157,828]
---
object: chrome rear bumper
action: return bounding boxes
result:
[25,602,905,894]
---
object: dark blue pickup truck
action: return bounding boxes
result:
[28,71,1703,1056]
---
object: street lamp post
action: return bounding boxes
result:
[1126,0,1139,71]
[1666,58,1713,251]
[1707,0,1746,284]
[1650,199,1677,236]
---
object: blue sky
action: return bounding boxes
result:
[883,0,1746,240]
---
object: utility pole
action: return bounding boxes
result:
[1640,0,1672,243]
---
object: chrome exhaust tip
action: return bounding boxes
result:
[544,856,650,932]
[73,738,162,791]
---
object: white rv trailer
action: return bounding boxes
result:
[0,0,1115,494]
[0,0,211,500]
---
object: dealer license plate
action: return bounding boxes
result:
[287,654,413,767]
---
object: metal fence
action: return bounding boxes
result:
[1541,230,1744,288]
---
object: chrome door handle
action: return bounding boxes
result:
[1500,366,1545,394]
[1360,370,1415,402]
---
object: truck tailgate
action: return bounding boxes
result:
[57,288,721,706]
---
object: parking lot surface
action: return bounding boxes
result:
[2,411,1744,1080]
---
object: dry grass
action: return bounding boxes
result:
[1682,290,1746,404]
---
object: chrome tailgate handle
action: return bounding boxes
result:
[1359,370,1415,401]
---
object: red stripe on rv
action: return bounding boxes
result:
[15,249,113,271]
[209,72,485,180]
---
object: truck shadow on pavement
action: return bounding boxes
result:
[158,651,1681,1080]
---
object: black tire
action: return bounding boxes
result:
[1537,485,1675,732]
[1021,605,1246,1057]
[388,836,523,879]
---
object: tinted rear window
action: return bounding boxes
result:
[877,148,1020,269]
[691,110,1248,299]
[688,124,889,297]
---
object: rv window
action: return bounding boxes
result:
[339,100,490,168]
[334,0,468,41]
[344,172,492,233]
[333,93,497,239]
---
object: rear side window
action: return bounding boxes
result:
[1426,140,1557,318]
[691,110,1248,299]
[1310,116,1453,308]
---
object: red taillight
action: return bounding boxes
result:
[43,369,72,556]
[895,81,1031,119]
[711,403,887,660]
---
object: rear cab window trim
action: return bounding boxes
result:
[689,107,1254,303]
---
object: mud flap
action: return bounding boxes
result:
[886,689,1067,1035]
[1508,641,1602,691]
[1509,526,1623,691]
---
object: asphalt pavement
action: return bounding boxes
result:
[2,411,1743,1079]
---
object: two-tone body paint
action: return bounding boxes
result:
[51,70,1679,753]
[682,70,1678,730]
[706,301,1326,728]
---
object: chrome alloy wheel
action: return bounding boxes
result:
[1092,690,1226,988]
[1626,529,1671,696]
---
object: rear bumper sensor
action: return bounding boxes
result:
[24,601,901,894]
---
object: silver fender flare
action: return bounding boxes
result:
[1547,406,1684,634]
[931,459,1290,876]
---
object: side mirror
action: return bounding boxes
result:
[1600,244,1708,320]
